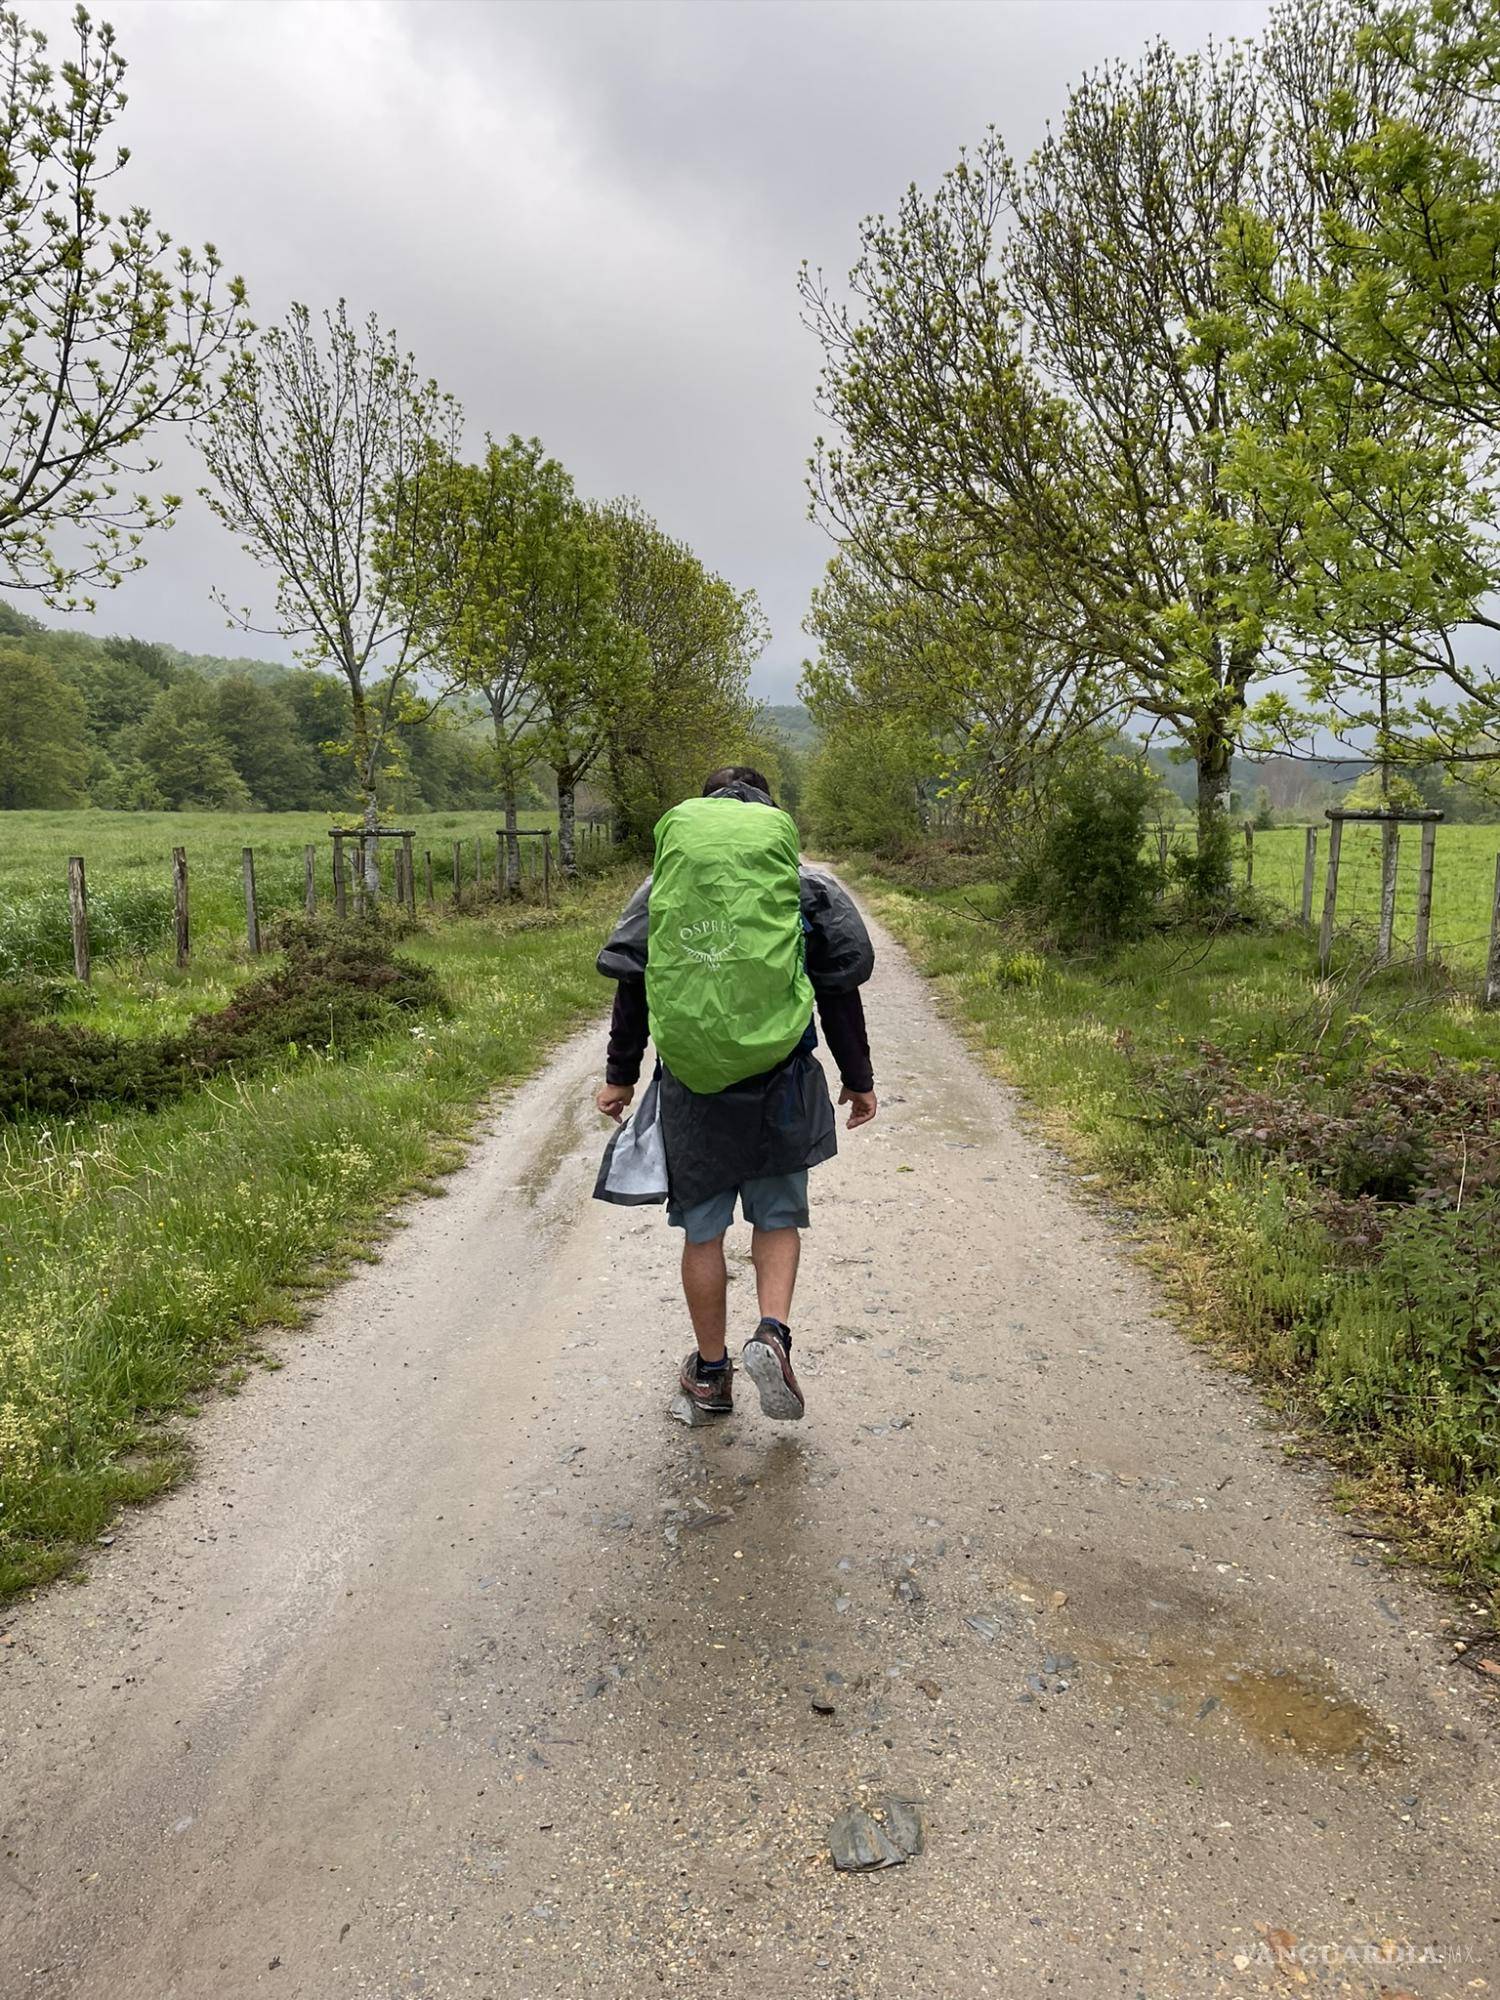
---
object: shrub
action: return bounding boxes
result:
[1381,1197,1500,1408]
[0,918,444,1122]
[1016,757,1159,951]
[1170,811,1235,905]
[985,948,1046,988]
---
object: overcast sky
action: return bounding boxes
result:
[30,0,1271,702]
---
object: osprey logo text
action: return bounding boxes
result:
[680,918,738,967]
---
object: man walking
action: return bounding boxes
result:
[594,767,876,1420]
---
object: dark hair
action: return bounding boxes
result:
[702,765,772,799]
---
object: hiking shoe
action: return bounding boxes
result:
[677,1351,734,1416]
[741,1319,805,1422]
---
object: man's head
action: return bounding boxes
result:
[702,764,773,801]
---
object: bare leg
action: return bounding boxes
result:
[681,1234,728,1362]
[750,1226,800,1325]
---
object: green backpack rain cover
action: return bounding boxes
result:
[647,795,814,1096]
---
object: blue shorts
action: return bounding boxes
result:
[667,1172,809,1244]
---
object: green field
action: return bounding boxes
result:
[1206,820,1500,973]
[0,806,570,941]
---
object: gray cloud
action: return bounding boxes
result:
[28,0,1270,699]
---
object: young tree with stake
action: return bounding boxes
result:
[200,302,466,901]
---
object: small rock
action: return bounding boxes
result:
[915,1679,942,1701]
[669,1392,717,1428]
[828,1797,923,1872]
[811,1698,836,1716]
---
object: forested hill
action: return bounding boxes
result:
[0,599,503,814]
[761,702,817,750]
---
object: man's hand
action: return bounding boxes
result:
[596,1082,635,1123]
[840,1087,878,1130]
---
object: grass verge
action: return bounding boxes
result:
[839,856,1500,1616]
[0,872,631,1599]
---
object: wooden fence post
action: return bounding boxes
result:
[542,830,552,907]
[452,839,463,906]
[172,846,190,967]
[332,833,347,920]
[401,831,416,913]
[424,848,434,907]
[1300,827,1317,927]
[1318,817,1344,976]
[1484,853,1500,1008]
[1414,820,1438,971]
[1156,825,1168,891]
[1243,823,1254,887]
[67,855,90,982]
[392,844,406,909]
[1378,820,1400,965]
[304,844,317,916]
[243,847,261,955]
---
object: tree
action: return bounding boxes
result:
[529,520,635,877]
[129,676,249,809]
[200,302,466,898]
[1219,0,1500,770]
[403,438,574,890]
[804,42,1292,890]
[803,542,1117,833]
[212,673,320,809]
[0,7,246,607]
[803,716,929,855]
[588,498,764,848]
[0,639,87,805]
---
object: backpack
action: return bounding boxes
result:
[646,795,814,1095]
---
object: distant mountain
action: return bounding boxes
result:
[1144,744,1366,810]
[760,702,818,751]
[159,643,312,686]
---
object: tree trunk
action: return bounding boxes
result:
[349,683,381,907]
[502,786,520,894]
[1195,721,1234,900]
[362,793,380,906]
[555,766,578,877]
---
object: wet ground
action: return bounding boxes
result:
[2,900,1497,1998]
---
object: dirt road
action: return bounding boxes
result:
[3,901,1496,1999]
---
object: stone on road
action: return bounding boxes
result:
[2,901,1496,1998]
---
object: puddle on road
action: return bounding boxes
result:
[1008,1559,1398,1766]
[518,1095,588,1209]
[1103,1648,1394,1761]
